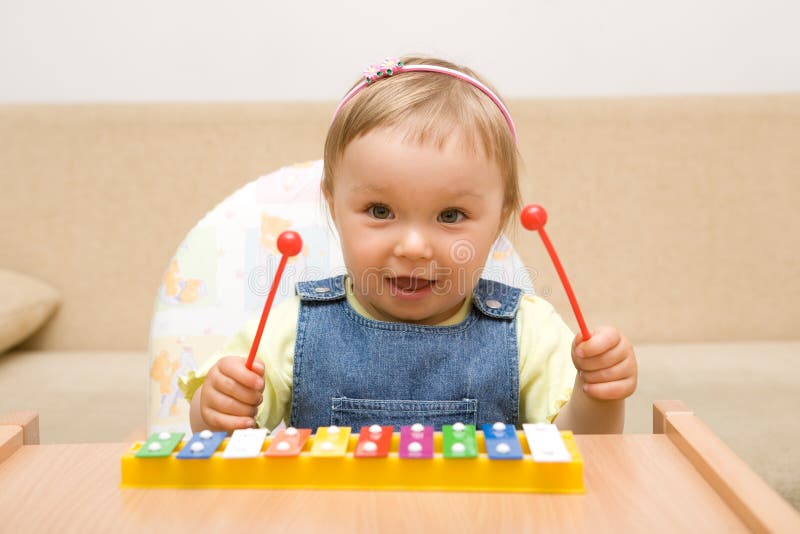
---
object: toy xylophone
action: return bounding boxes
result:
[121,422,584,493]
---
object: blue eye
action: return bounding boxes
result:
[438,209,465,224]
[368,204,393,219]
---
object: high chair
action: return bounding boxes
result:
[146,160,535,434]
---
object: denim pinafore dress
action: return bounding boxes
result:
[289,275,522,430]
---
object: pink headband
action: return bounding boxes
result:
[333,58,517,144]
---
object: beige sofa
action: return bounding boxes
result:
[1,96,798,508]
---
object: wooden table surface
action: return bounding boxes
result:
[1,403,798,533]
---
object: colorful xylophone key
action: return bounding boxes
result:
[310,425,351,457]
[223,428,269,458]
[483,421,524,459]
[265,427,312,457]
[135,431,184,458]
[399,423,434,459]
[523,422,572,462]
[355,425,393,458]
[176,430,227,459]
[442,423,478,459]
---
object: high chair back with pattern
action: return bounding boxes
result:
[147,160,535,435]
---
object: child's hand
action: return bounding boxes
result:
[198,356,265,431]
[572,326,637,400]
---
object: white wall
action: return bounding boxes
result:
[1,0,798,102]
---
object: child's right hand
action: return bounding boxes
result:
[197,356,265,432]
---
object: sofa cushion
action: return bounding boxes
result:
[0,270,60,354]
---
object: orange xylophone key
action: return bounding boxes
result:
[264,427,311,457]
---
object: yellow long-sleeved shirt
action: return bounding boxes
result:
[180,281,576,430]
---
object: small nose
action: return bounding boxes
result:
[394,227,433,260]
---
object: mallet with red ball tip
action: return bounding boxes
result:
[521,205,591,341]
[245,230,303,370]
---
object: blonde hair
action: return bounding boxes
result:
[323,55,521,230]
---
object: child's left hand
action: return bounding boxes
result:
[572,326,637,400]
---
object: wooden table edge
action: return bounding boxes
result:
[0,425,24,464]
[653,400,800,533]
[0,411,40,445]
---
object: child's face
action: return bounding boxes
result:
[328,127,505,325]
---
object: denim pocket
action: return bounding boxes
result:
[330,397,478,431]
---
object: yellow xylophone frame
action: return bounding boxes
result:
[121,431,585,493]
[121,430,584,493]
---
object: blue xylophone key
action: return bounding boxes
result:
[482,422,524,460]
[176,430,227,459]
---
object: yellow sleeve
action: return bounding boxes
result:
[517,294,577,424]
[177,295,299,431]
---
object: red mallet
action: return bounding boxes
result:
[245,230,303,370]
[521,205,591,341]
